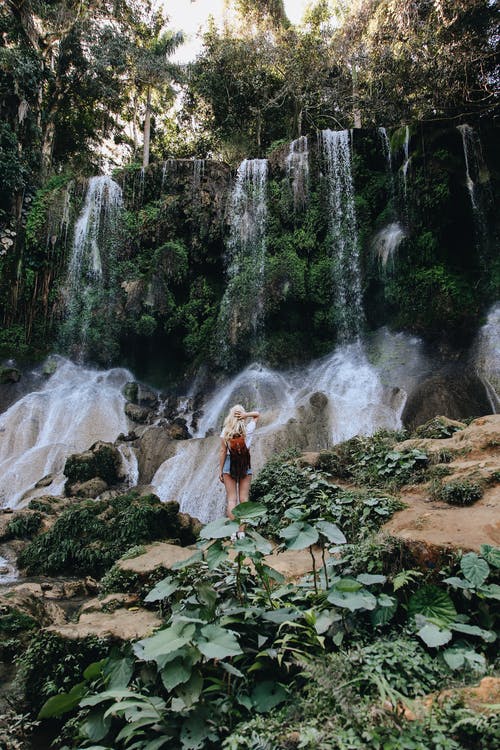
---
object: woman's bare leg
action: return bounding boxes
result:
[238,475,252,504]
[223,474,238,519]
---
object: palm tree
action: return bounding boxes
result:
[132,16,184,167]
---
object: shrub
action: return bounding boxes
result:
[15,632,109,714]
[432,479,483,506]
[17,493,195,577]
[3,512,42,540]
[415,417,464,440]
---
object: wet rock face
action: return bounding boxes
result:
[125,402,152,423]
[402,371,491,431]
[135,426,178,484]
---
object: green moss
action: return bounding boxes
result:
[0,609,37,635]
[17,493,193,577]
[64,444,121,485]
[3,512,42,540]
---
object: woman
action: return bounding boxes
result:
[219,404,260,525]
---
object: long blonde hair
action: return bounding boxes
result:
[221,404,247,441]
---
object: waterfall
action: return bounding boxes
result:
[401,125,410,196]
[217,159,268,360]
[193,159,205,191]
[152,329,430,522]
[473,303,500,412]
[372,223,405,270]
[59,176,123,360]
[378,127,392,172]
[457,124,490,257]
[161,159,173,191]
[286,136,309,210]
[0,357,132,509]
[319,129,363,340]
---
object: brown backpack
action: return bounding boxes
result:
[227,435,251,481]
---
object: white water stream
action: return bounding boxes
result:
[286,135,309,210]
[152,331,431,522]
[319,129,364,340]
[0,357,132,509]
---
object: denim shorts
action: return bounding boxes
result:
[223,455,252,476]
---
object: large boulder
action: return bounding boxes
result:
[402,371,491,431]
[135,425,178,483]
[64,441,123,495]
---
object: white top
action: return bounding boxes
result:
[220,418,256,451]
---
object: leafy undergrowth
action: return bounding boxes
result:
[33,479,499,750]
[17,492,198,577]
[249,454,403,540]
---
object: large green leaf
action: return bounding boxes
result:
[104,657,134,689]
[232,501,266,520]
[480,545,500,568]
[478,583,500,600]
[200,518,239,539]
[197,624,243,659]
[450,623,496,642]
[443,646,486,672]
[83,660,106,681]
[408,585,457,625]
[38,682,86,719]
[160,657,192,691]
[279,521,318,550]
[133,622,196,668]
[315,521,346,545]
[461,552,490,587]
[371,594,398,626]
[175,670,203,708]
[335,577,362,592]
[81,709,112,742]
[180,713,211,749]
[417,622,452,648]
[205,540,229,569]
[251,681,288,713]
[248,530,273,555]
[327,587,377,611]
[144,576,180,602]
[356,573,387,586]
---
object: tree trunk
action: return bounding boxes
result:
[41,117,56,177]
[143,87,151,168]
[352,64,362,128]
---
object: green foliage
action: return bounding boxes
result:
[16,632,109,714]
[415,417,464,440]
[17,494,190,577]
[432,479,484,506]
[249,454,401,541]
[3,511,42,540]
[64,446,121,486]
[99,565,141,595]
[0,609,36,635]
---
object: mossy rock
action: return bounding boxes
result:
[64,441,122,490]
[414,416,465,440]
[17,493,200,577]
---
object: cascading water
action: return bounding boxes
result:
[473,303,500,412]
[152,328,430,522]
[217,159,268,359]
[457,124,490,255]
[378,127,392,172]
[320,129,363,340]
[286,136,309,210]
[372,223,405,270]
[401,125,410,197]
[0,357,132,509]
[59,176,123,360]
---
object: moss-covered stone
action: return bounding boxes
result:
[17,493,200,577]
[64,441,122,491]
